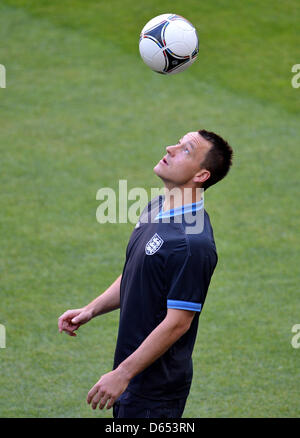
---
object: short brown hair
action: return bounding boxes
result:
[198,129,233,190]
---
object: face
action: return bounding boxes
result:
[153,131,212,188]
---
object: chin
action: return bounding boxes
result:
[153,164,161,176]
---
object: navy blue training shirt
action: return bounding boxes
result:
[113,195,218,400]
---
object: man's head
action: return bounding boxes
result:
[153,129,233,191]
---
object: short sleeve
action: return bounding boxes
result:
[165,237,218,312]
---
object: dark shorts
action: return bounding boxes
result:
[113,390,187,419]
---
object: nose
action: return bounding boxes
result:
[166,144,178,156]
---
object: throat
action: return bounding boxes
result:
[162,186,203,212]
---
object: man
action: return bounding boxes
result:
[58,129,233,418]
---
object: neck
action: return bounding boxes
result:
[163,185,203,212]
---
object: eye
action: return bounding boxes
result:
[184,147,190,154]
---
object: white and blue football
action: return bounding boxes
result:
[139,14,199,75]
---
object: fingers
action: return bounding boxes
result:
[58,310,73,332]
[62,320,80,336]
[87,370,128,411]
[58,309,81,335]
[72,309,92,325]
[91,390,105,410]
[106,397,115,410]
[87,385,115,410]
[87,385,98,405]
[71,316,80,324]
[99,393,112,410]
[71,314,85,325]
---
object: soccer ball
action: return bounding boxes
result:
[139,14,199,75]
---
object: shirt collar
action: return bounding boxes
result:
[155,198,204,220]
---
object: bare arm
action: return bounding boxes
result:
[84,274,121,318]
[58,275,121,336]
[117,308,195,380]
[87,308,196,409]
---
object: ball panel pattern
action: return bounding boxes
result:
[139,37,167,71]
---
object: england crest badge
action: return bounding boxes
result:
[145,233,164,255]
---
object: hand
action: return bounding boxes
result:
[87,368,130,410]
[58,308,93,336]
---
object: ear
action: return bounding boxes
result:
[193,169,210,184]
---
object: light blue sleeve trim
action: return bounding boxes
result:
[167,299,202,312]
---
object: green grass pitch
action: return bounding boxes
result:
[0,0,299,417]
